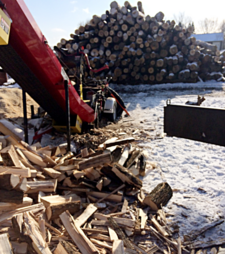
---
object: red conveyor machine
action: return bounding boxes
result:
[0,0,96,124]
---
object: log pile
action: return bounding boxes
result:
[55,1,225,85]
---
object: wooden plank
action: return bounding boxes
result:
[60,211,100,254]
[0,166,30,177]
[112,240,125,254]
[0,233,14,254]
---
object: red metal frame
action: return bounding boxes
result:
[1,0,95,123]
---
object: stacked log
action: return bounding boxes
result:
[56,1,225,85]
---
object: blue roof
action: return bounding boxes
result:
[192,33,224,42]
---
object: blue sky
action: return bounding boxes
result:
[24,0,225,47]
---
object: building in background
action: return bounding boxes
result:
[192,32,224,50]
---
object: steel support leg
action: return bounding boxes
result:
[64,80,71,152]
[22,89,28,143]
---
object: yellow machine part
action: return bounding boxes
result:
[53,115,83,134]
[0,9,11,45]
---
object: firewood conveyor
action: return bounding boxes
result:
[0,0,126,135]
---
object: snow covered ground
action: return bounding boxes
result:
[114,81,225,243]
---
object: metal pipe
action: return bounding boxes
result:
[64,80,71,152]
[22,89,28,143]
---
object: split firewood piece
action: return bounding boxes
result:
[54,240,81,254]
[15,177,28,192]
[89,190,123,203]
[0,202,45,224]
[112,163,142,188]
[54,164,78,171]
[0,119,23,141]
[81,147,89,157]
[73,170,85,180]
[138,208,148,230]
[121,199,128,213]
[118,145,130,166]
[43,168,62,179]
[112,239,125,254]
[102,137,135,149]
[94,213,135,228]
[79,153,111,171]
[96,178,103,191]
[150,215,169,237]
[26,180,57,193]
[107,216,134,249]
[103,177,111,187]
[0,189,24,204]
[84,167,101,181]
[125,149,142,169]
[0,197,33,213]
[39,217,46,241]
[41,193,80,207]
[89,233,111,242]
[75,203,97,227]
[0,233,14,253]
[21,149,47,167]
[108,226,119,241]
[143,182,173,211]
[0,166,31,178]
[60,211,100,254]
[90,238,113,250]
[23,212,52,254]
[46,201,80,221]
[0,174,20,190]
[15,146,36,169]
[0,145,22,167]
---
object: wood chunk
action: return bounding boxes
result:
[103,177,111,187]
[0,233,14,253]
[81,148,89,157]
[0,189,24,204]
[139,208,148,229]
[0,197,33,212]
[90,238,112,250]
[118,146,130,166]
[73,170,85,179]
[125,149,142,169]
[26,180,57,193]
[0,174,20,190]
[90,190,123,203]
[121,199,128,213]
[112,239,125,254]
[108,217,133,249]
[84,167,101,181]
[43,168,62,179]
[75,203,97,227]
[15,177,28,192]
[79,153,111,171]
[96,178,103,191]
[46,201,80,220]
[60,211,100,254]
[23,212,52,254]
[143,182,173,211]
[21,149,47,167]
[0,119,23,141]
[0,145,21,167]
[108,226,119,241]
[103,137,135,149]
[112,163,142,188]
[150,215,169,237]
[41,194,80,207]
[0,203,45,224]
[0,166,31,177]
